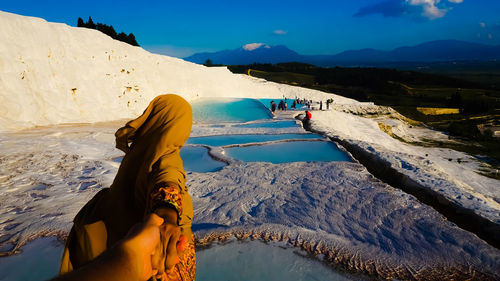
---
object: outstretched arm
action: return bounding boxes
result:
[52,214,164,281]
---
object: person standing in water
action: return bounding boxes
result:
[59,95,196,281]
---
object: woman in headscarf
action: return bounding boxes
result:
[59,94,195,281]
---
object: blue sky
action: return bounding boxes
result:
[1,0,499,57]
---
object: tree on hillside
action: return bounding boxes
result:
[127,33,139,46]
[77,17,84,27]
[116,32,128,43]
[76,17,140,46]
[96,23,117,38]
[204,59,213,67]
[87,16,96,29]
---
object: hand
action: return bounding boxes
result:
[52,214,165,281]
[153,208,187,279]
[122,213,164,281]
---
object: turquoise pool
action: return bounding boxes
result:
[180,146,227,172]
[0,239,357,281]
[112,146,227,173]
[232,121,300,129]
[191,98,272,124]
[0,238,62,281]
[186,133,322,147]
[224,141,352,163]
[196,240,356,281]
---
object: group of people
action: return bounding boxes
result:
[270,97,334,114]
[270,99,288,113]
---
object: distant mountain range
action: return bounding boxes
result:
[184,40,500,67]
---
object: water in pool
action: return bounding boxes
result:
[180,146,227,172]
[196,240,357,281]
[191,98,272,124]
[0,237,62,281]
[112,146,227,173]
[232,121,300,129]
[187,133,322,147]
[0,239,357,281]
[224,141,352,163]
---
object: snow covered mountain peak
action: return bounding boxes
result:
[242,43,270,51]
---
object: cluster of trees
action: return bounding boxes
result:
[77,17,139,46]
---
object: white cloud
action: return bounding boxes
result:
[273,30,287,35]
[407,0,445,19]
[406,0,463,20]
[243,43,265,51]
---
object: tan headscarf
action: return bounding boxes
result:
[60,94,194,273]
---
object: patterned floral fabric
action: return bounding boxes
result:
[163,239,196,281]
[150,183,196,281]
[151,185,183,220]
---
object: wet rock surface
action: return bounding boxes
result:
[189,161,500,280]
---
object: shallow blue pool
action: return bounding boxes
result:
[224,141,352,163]
[191,98,272,123]
[0,238,357,281]
[180,146,227,172]
[187,134,321,147]
[196,240,356,281]
[232,121,300,129]
[113,147,227,173]
[0,237,62,281]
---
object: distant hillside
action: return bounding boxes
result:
[184,40,500,66]
[185,44,305,65]
[324,40,500,64]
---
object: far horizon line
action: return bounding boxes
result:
[145,39,500,59]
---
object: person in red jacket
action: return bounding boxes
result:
[305,110,312,120]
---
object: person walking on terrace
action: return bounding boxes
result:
[59,94,196,281]
[270,100,276,114]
